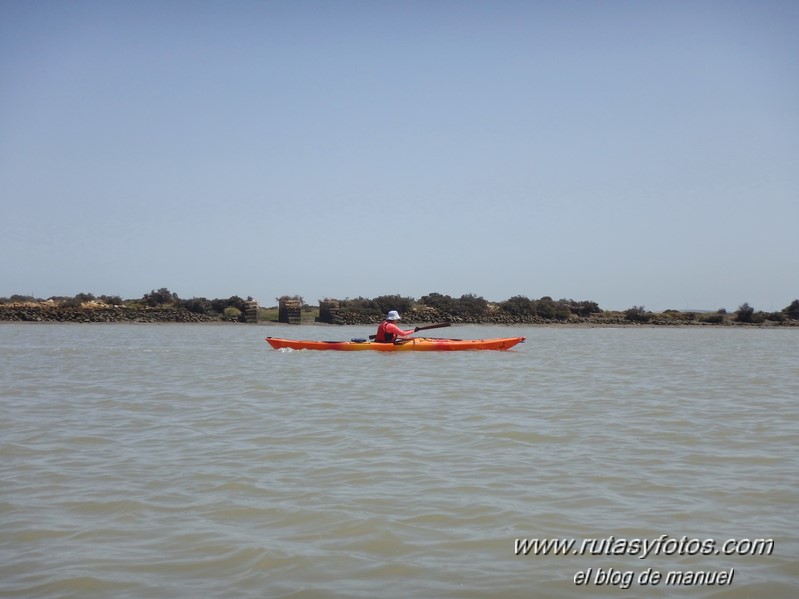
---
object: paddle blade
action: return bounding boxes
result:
[414,323,451,333]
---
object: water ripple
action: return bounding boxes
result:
[1,324,797,597]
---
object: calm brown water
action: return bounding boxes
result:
[1,324,797,598]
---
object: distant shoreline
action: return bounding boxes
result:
[0,303,218,324]
[1,303,796,327]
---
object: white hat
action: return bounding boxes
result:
[386,310,400,321]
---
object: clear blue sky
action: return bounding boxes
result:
[2,1,797,311]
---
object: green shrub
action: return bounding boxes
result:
[338,296,382,317]
[452,293,489,317]
[142,288,179,307]
[223,306,241,321]
[57,293,96,308]
[561,299,601,317]
[420,292,489,317]
[212,296,247,313]
[499,295,535,316]
[419,292,455,313]
[182,297,213,315]
[532,297,570,320]
[373,295,414,315]
[784,300,799,320]
[735,303,755,323]
[61,297,84,308]
[701,313,725,324]
[624,306,652,322]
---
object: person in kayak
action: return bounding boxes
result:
[374,310,417,343]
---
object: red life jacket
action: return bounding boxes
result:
[375,320,396,343]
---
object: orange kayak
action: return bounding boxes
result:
[266,336,525,351]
